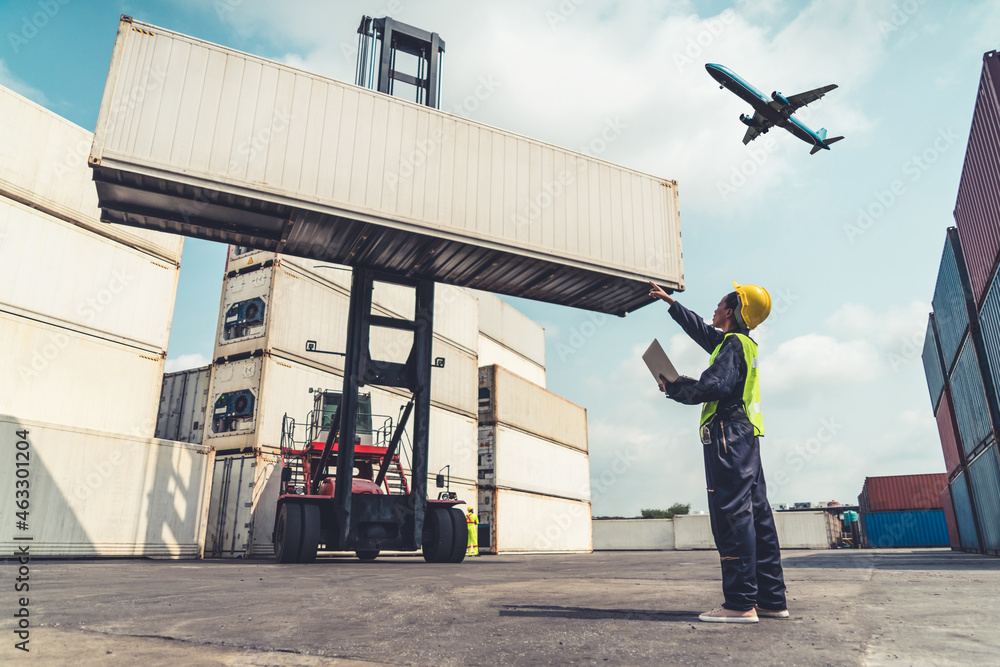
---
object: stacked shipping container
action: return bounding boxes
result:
[477,365,592,553]
[0,84,213,557]
[857,475,949,548]
[921,51,1000,556]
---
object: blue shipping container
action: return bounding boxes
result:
[977,267,1000,412]
[968,445,1000,553]
[949,337,993,457]
[932,232,970,372]
[922,314,946,408]
[950,472,980,551]
[860,510,949,548]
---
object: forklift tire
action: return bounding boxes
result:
[356,550,379,561]
[299,503,321,563]
[422,507,453,563]
[274,502,303,563]
[446,507,467,563]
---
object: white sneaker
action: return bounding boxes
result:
[698,606,759,624]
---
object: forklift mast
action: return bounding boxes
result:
[356,15,445,109]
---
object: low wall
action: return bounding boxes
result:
[593,519,674,550]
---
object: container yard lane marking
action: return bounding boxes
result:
[11,427,32,653]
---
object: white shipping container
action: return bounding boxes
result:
[0,84,183,263]
[156,365,212,443]
[205,352,477,482]
[592,519,676,550]
[473,291,546,368]
[205,450,281,558]
[674,511,839,550]
[0,311,164,437]
[90,18,682,316]
[0,416,213,557]
[479,487,592,554]
[478,424,590,502]
[478,334,546,387]
[479,365,587,452]
[214,263,478,416]
[0,196,180,351]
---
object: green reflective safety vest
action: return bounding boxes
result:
[699,333,764,436]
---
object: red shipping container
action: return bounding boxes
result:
[941,486,961,549]
[860,474,948,512]
[935,392,963,475]
[954,50,1000,307]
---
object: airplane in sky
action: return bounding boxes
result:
[705,63,843,154]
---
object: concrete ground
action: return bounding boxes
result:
[2,548,998,666]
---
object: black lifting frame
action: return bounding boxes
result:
[357,15,445,109]
[319,268,434,552]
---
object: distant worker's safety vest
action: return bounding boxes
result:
[699,333,763,436]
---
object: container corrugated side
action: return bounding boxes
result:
[0,196,180,351]
[484,488,592,554]
[932,232,970,371]
[0,416,213,557]
[935,392,963,475]
[976,266,1000,413]
[949,471,981,551]
[859,474,947,512]
[967,444,1000,553]
[478,334,546,387]
[473,291,546,368]
[0,84,183,263]
[772,511,838,549]
[89,18,682,316]
[922,314,946,408]
[478,424,590,502]
[941,486,961,549]
[478,365,587,452]
[156,366,212,443]
[859,510,949,548]
[205,450,281,558]
[949,337,994,457]
[954,51,1000,307]
[0,311,164,437]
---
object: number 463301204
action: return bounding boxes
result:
[15,429,30,529]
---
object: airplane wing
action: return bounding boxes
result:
[786,84,838,111]
[741,113,773,145]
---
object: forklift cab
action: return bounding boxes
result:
[311,389,374,448]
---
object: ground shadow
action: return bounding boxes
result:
[782,549,1000,571]
[498,604,701,622]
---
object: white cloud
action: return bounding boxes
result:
[165,353,211,373]
[0,59,47,105]
[763,333,880,394]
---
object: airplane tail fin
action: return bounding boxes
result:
[817,127,828,141]
[810,135,844,155]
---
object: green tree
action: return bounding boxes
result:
[640,503,691,519]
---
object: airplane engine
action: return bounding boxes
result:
[739,113,757,127]
[771,90,790,106]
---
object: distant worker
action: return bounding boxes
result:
[466,506,479,557]
[648,281,787,624]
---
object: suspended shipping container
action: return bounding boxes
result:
[934,392,963,475]
[949,471,980,552]
[941,486,961,550]
[949,337,994,458]
[89,17,683,316]
[0,84,183,264]
[478,487,592,554]
[858,473,947,513]
[921,314,946,408]
[931,229,971,372]
[953,50,1000,308]
[478,365,587,452]
[155,365,212,444]
[967,444,1000,554]
[0,195,180,351]
[477,424,591,502]
[859,510,949,548]
[0,311,164,437]
[0,416,213,557]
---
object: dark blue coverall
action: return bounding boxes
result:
[664,301,786,612]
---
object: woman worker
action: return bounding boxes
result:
[648,281,788,624]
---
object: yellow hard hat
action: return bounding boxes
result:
[732,282,771,329]
[467,506,474,513]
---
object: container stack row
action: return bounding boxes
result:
[921,50,1000,556]
[856,475,949,548]
[0,84,213,557]
[477,365,592,553]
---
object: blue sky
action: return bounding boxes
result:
[5,0,998,515]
